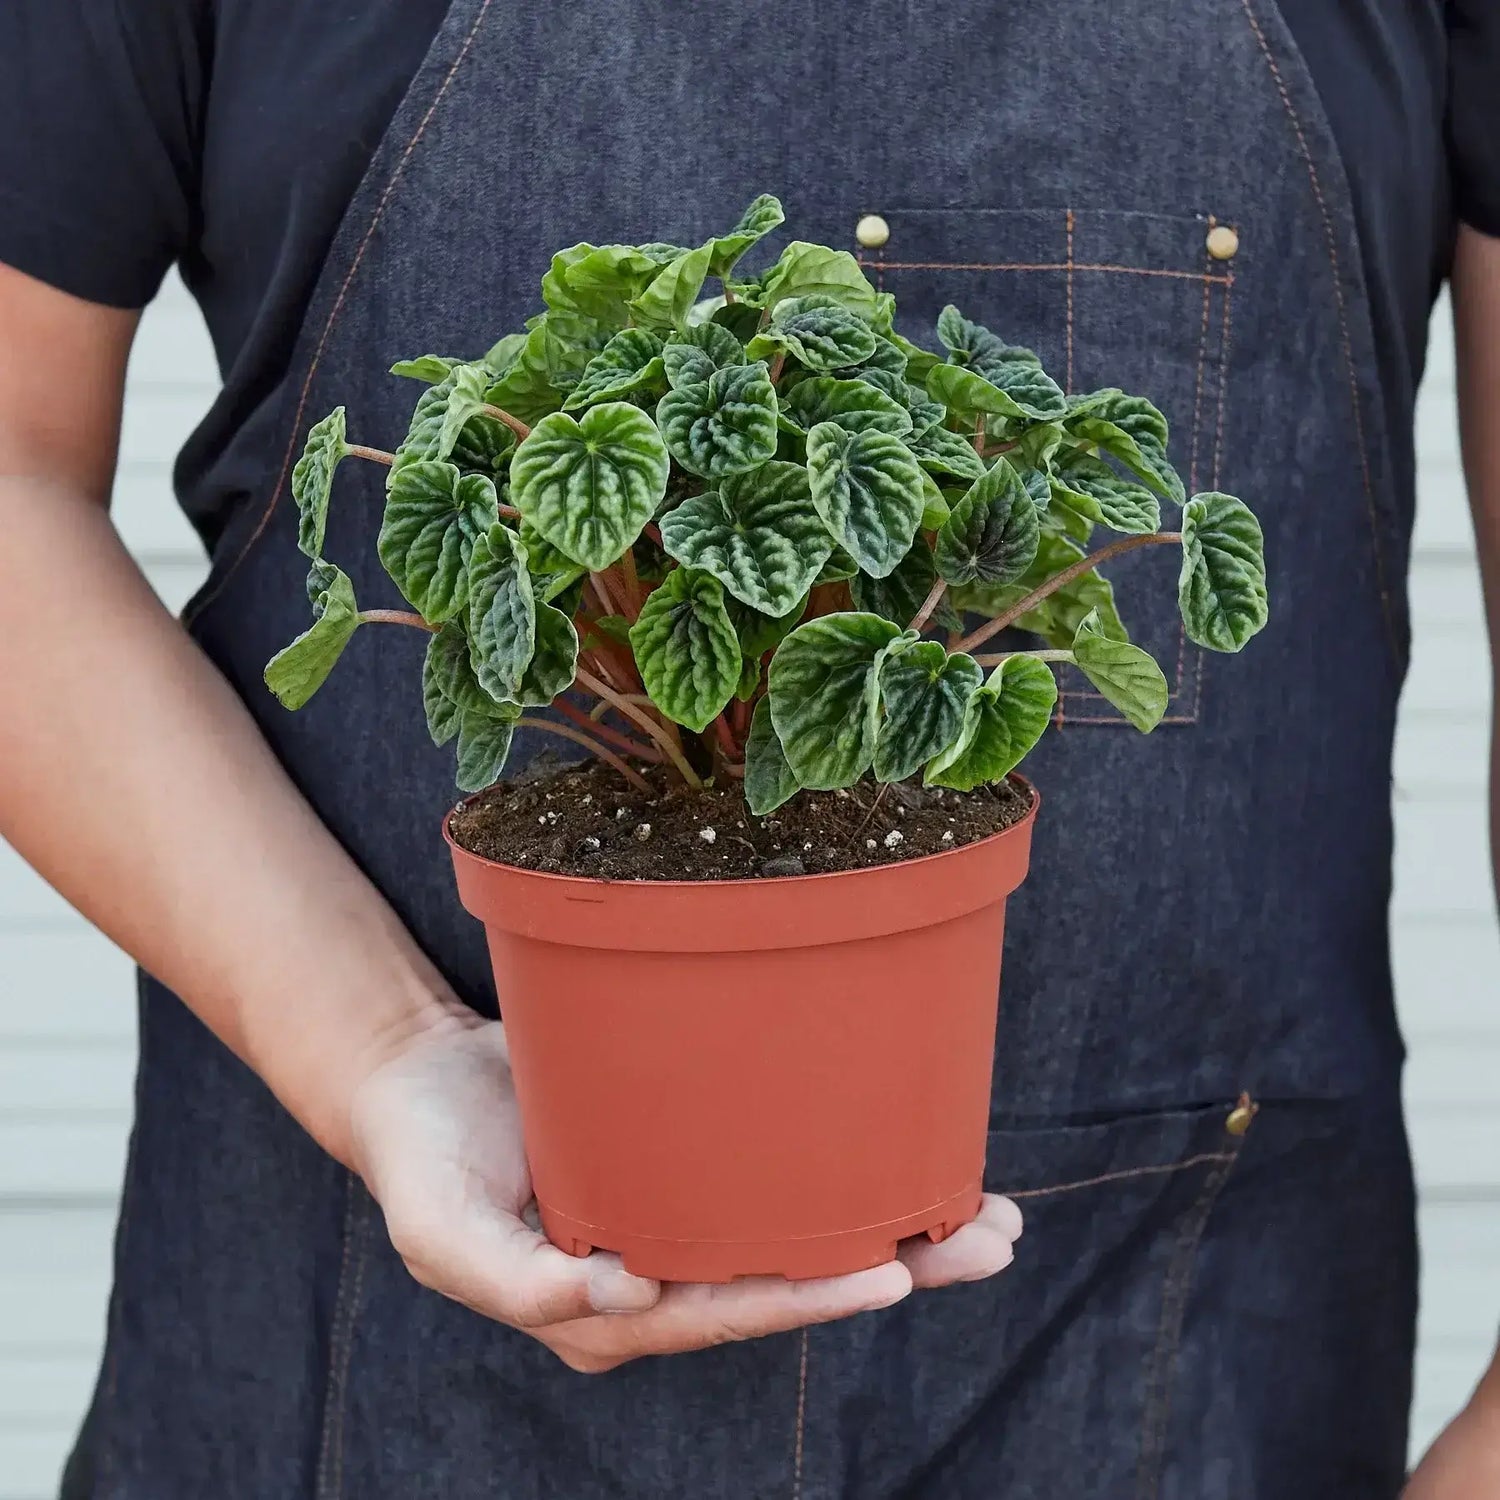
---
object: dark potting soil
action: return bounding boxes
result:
[448,759,1034,881]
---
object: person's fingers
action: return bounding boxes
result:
[385,1194,662,1326]
[542,1260,913,1372]
[897,1194,1023,1289]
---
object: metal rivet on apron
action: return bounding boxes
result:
[855,214,891,249]
[1225,1091,1259,1136]
[1206,224,1239,261]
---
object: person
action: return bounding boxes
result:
[0,3,1494,1496]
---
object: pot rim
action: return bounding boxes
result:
[443,772,1039,891]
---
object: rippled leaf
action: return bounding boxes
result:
[378,461,499,621]
[265,562,360,710]
[510,403,670,571]
[1066,388,1184,502]
[874,640,984,783]
[926,654,1056,790]
[748,300,879,372]
[1178,491,1268,651]
[909,423,987,482]
[768,612,902,787]
[934,458,1040,586]
[628,567,740,731]
[660,460,831,615]
[292,408,348,558]
[562,329,666,411]
[656,361,780,478]
[662,322,747,389]
[806,422,926,579]
[744,697,802,814]
[1049,450,1161,534]
[1071,608,1168,731]
[465,523,536,703]
[711,193,786,278]
[781,376,912,438]
[761,242,880,317]
[631,241,715,331]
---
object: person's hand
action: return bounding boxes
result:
[350,1014,1024,1372]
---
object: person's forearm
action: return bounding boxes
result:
[0,477,473,1164]
[1454,226,1500,909]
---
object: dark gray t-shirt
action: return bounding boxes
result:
[0,2,1491,548]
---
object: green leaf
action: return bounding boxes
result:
[421,622,509,747]
[434,364,494,463]
[482,321,566,426]
[781,376,912,438]
[1065,389,1184,502]
[926,655,1057,790]
[1071,608,1168,732]
[516,601,580,707]
[264,563,359,710]
[748,301,879,372]
[849,337,909,378]
[510,403,670,571]
[543,242,659,326]
[928,360,1067,425]
[1178,491,1269,651]
[483,333,527,377]
[455,711,520,793]
[562,329,666,411]
[814,544,859,584]
[1017,462,1052,518]
[710,194,786,278]
[851,538,957,631]
[760,242,880,317]
[934,459,1041,587]
[806,422,926,579]
[377,461,499,621]
[391,355,463,384]
[1049,449,1161,534]
[768,612,902,788]
[727,591,809,662]
[630,241,715,331]
[744,697,802,815]
[662,322,747,389]
[659,460,832,615]
[888,331,942,384]
[466,523,536,702]
[292,407,348,558]
[627,567,740,731]
[656,361,780,478]
[909,423,987,482]
[954,530,1128,649]
[874,640,984,783]
[918,471,951,531]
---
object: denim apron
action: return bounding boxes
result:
[73,2,1418,1495]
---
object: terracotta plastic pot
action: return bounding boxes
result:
[445,780,1039,1282]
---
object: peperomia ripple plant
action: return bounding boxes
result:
[265,193,1269,815]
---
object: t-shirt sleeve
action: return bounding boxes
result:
[0,1,205,308]
[1449,1,1500,237]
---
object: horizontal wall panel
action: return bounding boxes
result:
[0,932,136,1044]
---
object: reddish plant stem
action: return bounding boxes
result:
[588,692,655,720]
[709,712,739,762]
[730,694,752,740]
[554,698,663,762]
[359,609,436,632]
[643,521,664,547]
[974,649,1075,668]
[515,717,651,793]
[611,550,643,621]
[980,439,1019,460]
[907,577,949,634]
[954,532,1182,655]
[481,403,531,441]
[972,415,985,457]
[591,568,623,620]
[347,444,395,467]
[767,350,786,384]
[575,665,702,787]
[498,501,523,521]
[721,760,745,779]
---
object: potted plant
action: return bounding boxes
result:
[265,194,1268,1282]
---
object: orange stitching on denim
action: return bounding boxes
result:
[1006,1151,1237,1200]
[1065,209,1076,393]
[791,1328,809,1499]
[1135,1144,1241,1499]
[1238,0,1398,667]
[1188,225,1215,494]
[867,259,1231,283]
[184,0,495,626]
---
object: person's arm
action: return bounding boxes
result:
[0,264,1022,1370]
[1403,224,1500,1493]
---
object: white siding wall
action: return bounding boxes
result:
[0,277,1496,1495]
